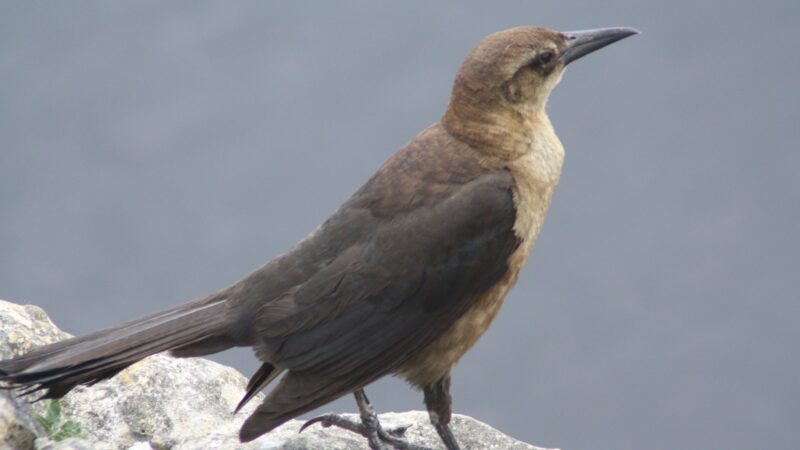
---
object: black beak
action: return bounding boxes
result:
[560,27,639,65]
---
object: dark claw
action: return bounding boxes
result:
[298,415,327,433]
[383,425,408,438]
[299,413,366,435]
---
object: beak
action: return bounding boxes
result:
[560,27,640,65]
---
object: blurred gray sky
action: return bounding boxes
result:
[1,2,798,449]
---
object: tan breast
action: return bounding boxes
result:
[398,116,564,387]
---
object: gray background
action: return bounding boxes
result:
[1,2,798,449]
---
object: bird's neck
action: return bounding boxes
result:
[442,97,554,163]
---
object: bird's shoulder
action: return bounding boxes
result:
[279,122,511,270]
[346,122,507,217]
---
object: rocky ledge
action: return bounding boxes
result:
[0,299,554,450]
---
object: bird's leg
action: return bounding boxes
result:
[353,389,390,450]
[423,375,461,450]
[354,389,413,449]
[300,388,429,450]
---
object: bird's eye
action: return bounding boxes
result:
[537,50,555,65]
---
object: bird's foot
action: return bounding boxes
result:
[300,413,416,449]
[300,389,431,450]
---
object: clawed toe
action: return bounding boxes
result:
[300,412,424,449]
[300,413,366,435]
[299,389,433,450]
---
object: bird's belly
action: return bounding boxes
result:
[397,147,562,388]
[396,273,516,387]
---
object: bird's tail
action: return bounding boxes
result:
[0,296,232,400]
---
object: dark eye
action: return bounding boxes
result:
[537,50,555,65]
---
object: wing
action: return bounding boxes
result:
[255,170,519,376]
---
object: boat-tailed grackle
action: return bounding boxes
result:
[0,26,638,450]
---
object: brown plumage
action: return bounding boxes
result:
[0,26,637,449]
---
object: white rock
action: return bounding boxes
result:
[1,390,39,449]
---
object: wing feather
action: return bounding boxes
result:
[254,170,519,379]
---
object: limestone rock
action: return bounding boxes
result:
[1,390,39,450]
[35,437,115,450]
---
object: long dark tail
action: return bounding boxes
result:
[0,296,232,400]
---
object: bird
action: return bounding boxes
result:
[0,26,638,450]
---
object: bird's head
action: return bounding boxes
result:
[443,26,638,158]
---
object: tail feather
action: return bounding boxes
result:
[0,297,231,399]
[235,362,283,413]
